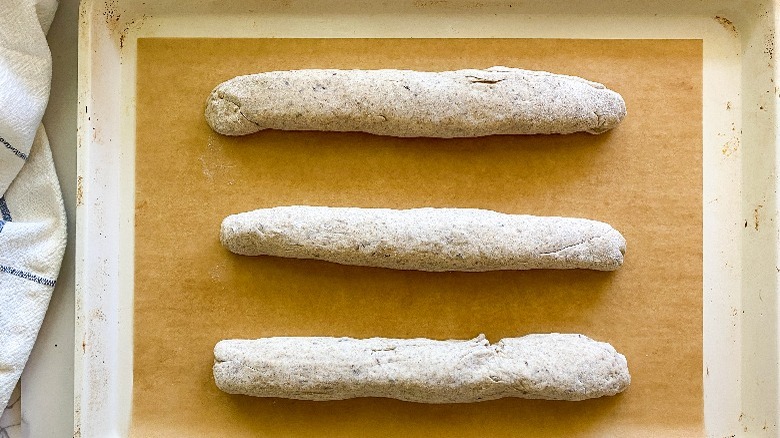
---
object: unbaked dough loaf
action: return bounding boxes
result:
[213,334,630,402]
[220,206,626,271]
[205,66,626,138]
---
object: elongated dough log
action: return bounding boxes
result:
[214,334,630,402]
[205,66,626,138]
[220,206,626,271]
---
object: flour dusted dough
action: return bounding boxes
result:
[214,334,630,402]
[220,206,626,272]
[205,67,626,138]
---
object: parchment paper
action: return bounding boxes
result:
[133,38,703,437]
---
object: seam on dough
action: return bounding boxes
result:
[238,109,261,128]
[539,234,603,256]
[217,91,262,129]
[465,75,505,84]
[237,361,266,375]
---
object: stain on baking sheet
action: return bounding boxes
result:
[754,204,764,230]
[134,38,703,437]
[714,16,738,36]
[76,175,83,206]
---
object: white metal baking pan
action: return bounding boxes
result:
[76,0,778,436]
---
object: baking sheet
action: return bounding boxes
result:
[133,38,702,437]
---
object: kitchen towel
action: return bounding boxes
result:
[0,0,66,407]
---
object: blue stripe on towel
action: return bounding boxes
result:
[0,136,27,160]
[0,197,11,221]
[0,265,56,287]
[0,219,4,233]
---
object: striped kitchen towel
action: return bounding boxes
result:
[0,0,66,407]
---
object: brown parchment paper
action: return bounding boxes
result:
[133,38,703,437]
